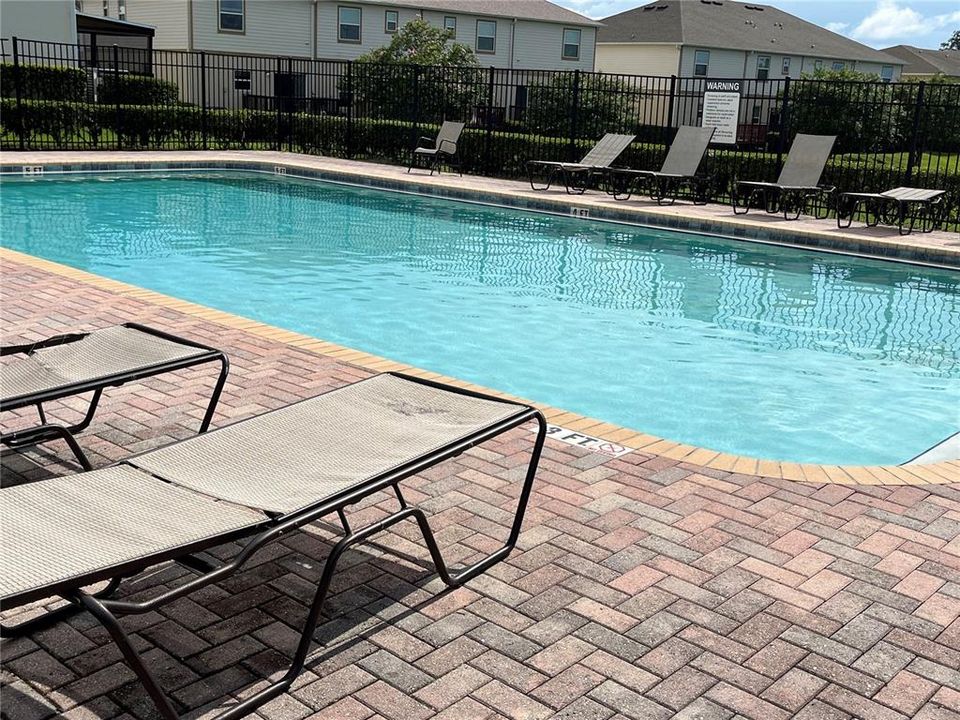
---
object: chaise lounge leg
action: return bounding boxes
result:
[199,354,230,433]
[2,422,94,470]
[0,577,123,638]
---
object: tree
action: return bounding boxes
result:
[524,73,639,139]
[347,18,482,122]
[784,68,903,152]
[941,30,960,50]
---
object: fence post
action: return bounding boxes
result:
[484,66,495,174]
[569,69,581,162]
[776,76,790,170]
[275,55,282,151]
[906,80,925,184]
[287,56,295,152]
[12,37,24,151]
[666,74,676,131]
[113,44,122,150]
[345,61,354,158]
[200,51,208,150]
[412,64,422,152]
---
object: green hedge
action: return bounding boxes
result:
[98,74,179,106]
[3,99,956,217]
[0,63,86,101]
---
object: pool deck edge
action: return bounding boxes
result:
[2,150,959,270]
[3,246,956,487]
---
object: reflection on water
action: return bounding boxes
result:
[3,172,958,464]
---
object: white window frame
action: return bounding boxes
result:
[814,59,823,70]
[218,0,244,33]
[756,55,771,80]
[338,6,362,43]
[881,65,894,83]
[476,19,496,54]
[781,57,791,75]
[384,9,398,33]
[444,16,457,38]
[693,49,710,77]
[832,60,845,71]
[562,28,582,61]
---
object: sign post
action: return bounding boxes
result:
[702,80,741,145]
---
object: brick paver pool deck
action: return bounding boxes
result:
[2,253,959,719]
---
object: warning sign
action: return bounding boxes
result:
[703,80,741,145]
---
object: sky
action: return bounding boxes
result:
[556,0,960,49]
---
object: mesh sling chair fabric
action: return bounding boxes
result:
[0,324,229,470]
[527,133,636,194]
[733,134,837,220]
[408,121,465,176]
[0,372,546,720]
[606,126,716,204]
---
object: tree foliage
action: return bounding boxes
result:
[524,73,639,139]
[346,18,482,122]
[941,30,960,50]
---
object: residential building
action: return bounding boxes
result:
[881,45,960,80]
[596,0,903,81]
[96,0,599,71]
[1,0,77,45]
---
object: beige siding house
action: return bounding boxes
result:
[110,0,598,71]
[597,0,903,82]
[1,0,77,45]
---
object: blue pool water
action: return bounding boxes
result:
[2,172,958,465]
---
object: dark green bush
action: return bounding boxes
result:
[99,74,179,105]
[0,63,86,101]
[525,73,640,139]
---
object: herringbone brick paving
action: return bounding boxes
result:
[1,261,959,720]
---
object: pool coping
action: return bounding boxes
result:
[1,150,959,270]
[3,244,956,486]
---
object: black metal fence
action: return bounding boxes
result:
[2,37,959,211]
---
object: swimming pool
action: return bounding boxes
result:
[2,171,958,465]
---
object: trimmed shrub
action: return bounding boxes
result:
[99,74,179,106]
[525,73,640,139]
[0,63,87,101]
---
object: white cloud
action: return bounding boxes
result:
[851,0,960,42]
[825,21,850,34]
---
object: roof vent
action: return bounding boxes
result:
[712,1,723,5]
[643,4,655,9]
[655,4,667,9]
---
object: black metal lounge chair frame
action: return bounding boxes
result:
[1,373,546,720]
[607,172,715,206]
[732,183,836,221]
[526,162,601,195]
[836,189,947,235]
[0,323,229,470]
[527,134,636,195]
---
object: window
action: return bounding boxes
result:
[832,60,845,71]
[562,28,581,60]
[476,19,496,54]
[756,55,770,80]
[444,16,457,37]
[118,0,126,19]
[814,59,823,70]
[751,104,763,124]
[218,0,244,31]
[694,49,710,76]
[881,65,894,83]
[384,10,398,33]
[781,56,791,75]
[102,0,108,16]
[338,6,361,42]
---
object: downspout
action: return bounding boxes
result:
[186,0,194,51]
[509,17,516,69]
[312,0,318,59]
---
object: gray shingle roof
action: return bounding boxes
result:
[348,0,600,26]
[881,45,960,77]
[599,0,902,65]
